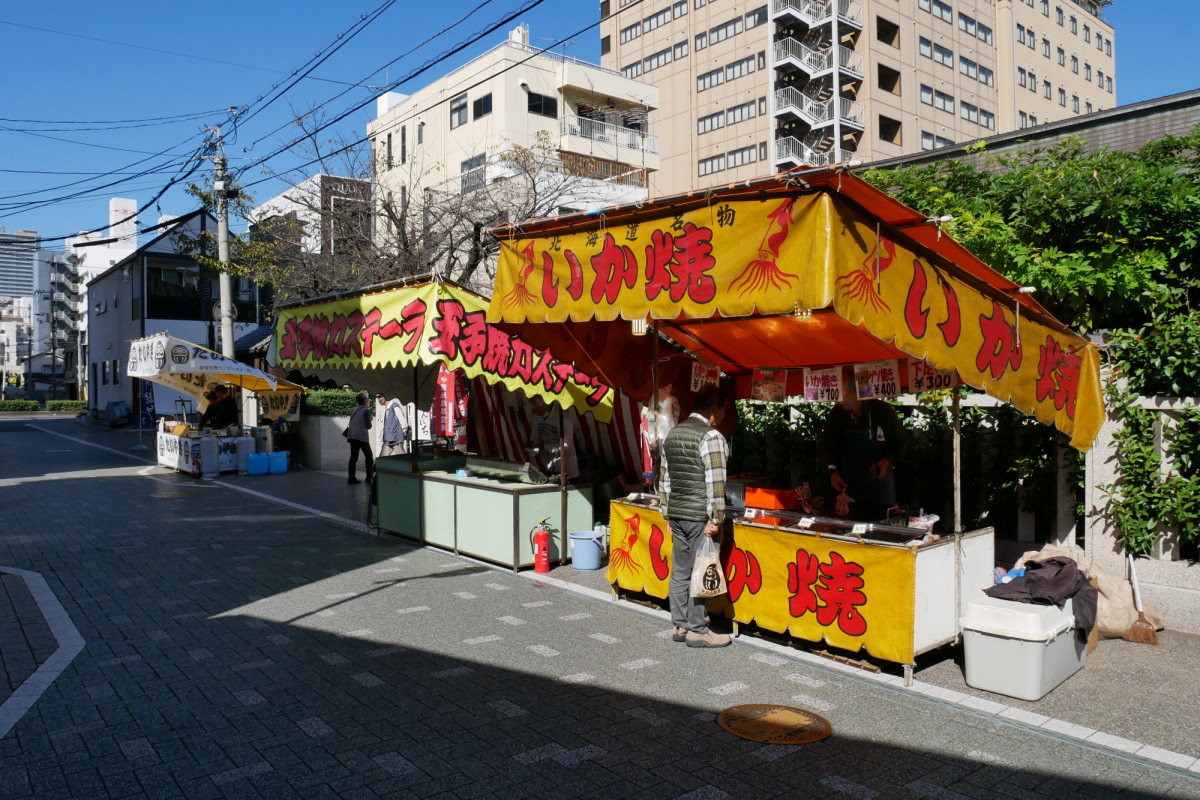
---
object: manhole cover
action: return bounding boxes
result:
[716,704,833,745]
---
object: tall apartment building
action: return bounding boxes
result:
[0,228,38,297]
[599,0,1115,194]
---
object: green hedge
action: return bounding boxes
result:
[301,388,360,417]
[0,400,39,412]
[46,400,87,411]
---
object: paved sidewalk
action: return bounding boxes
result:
[3,418,1199,798]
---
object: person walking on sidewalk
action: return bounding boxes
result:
[377,393,405,456]
[346,393,374,485]
[660,389,731,648]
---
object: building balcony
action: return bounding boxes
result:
[771,0,862,31]
[775,136,833,168]
[560,115,660,172]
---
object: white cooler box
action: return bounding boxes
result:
[960,594,1086,701]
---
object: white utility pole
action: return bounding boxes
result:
[212,125,236,359]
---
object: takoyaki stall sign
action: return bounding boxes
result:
[275,281,614,423]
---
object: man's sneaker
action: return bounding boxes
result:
[672,626,688,642]
[685,630,731,648]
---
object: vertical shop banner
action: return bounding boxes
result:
[751,368,786,402]
[853,360,901,400]
[711,523,917,664]
[908,359,958,393]
[137,378,156,429]
[605,503,673,598]
[690,361,721,392]
[803,367,841,403]
[432,363,470,447]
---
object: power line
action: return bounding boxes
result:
[0,110,224,126]
[0,125,196,156]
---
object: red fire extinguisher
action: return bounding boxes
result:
[191,453,201,479]
[531,517,552,573]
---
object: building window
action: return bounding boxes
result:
[450,94,467,128]
[102,361,109,385]
[698,111,725,134]
[878,115,902,145]
[1106,40,1111,56]
[1041,0,1049,15]
[1097,34,1104,51]
[644,48,672,72]
[1017,24,1026,45]
[1097,69,1104,88]
[1085,101,1093,113]
[621,61,642,79]
[932,0,952,23]
[921,131,936,151]
[727,100,755,124]
[1072,94,1079,113]
[959,56,977,79]
[759,97,767,115]
[758,50,766,70]
[698,154,725,176]
[919,37,932,58]
[878,63,901,94]
[746,5,768,28]
[1018,67,1027,88]
[697,67,724,92]
[1030,114,1038,125]
[400,126,407,163]
[958,12,976,36]
[1083,24,1090,43]
[1070,15,1077,34]
[1071,55,1078,74]
[620,21,641,44]
[977,23,992,45]
[726,55,755,81]
[1043,38,1050,57]
[1028,71,1037,92]
[528,92,557,118]
[674,41,688,59]
[1056,6,1063,24]
[1019,110,1029,128]
[1106,75,1113,93]
[673,0,687,18]
[694,0,706,7]
[980,109,995,130]
[933,43,953,67]
[1043,80,1052,99]
[1084,62,1092,80]
[644,8,670,32]
[1058,87,1067,106]
[918,0,930,10]
[960,102,979,123]
[695,32,706,50]
[417,122,424,143]
[600,35,611,56]
[709,17,743,45]
[461,153,485,193]
[978,65,994,86]
[920,84,933,106]
[727,145,757,168]
[1057,46,1065,65]
[386,133,392,165]
[473,94,492,120]
[934,90,954,113]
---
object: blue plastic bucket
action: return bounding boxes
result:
[569,531,605,570]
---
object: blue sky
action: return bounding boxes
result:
[1,0,1196,245]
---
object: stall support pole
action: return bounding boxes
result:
[952,388,962,534]
[559,404,568,566]
[650,324,659,491]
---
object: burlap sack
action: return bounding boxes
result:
[1015,545,1166,638]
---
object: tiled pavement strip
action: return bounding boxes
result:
[0,420,1198,798]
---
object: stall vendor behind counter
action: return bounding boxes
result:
[818,369,909,521]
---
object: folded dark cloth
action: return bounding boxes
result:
[985,556,1097,640]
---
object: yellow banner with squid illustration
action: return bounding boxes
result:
[490,194,1102,451]
[605,502,917,664]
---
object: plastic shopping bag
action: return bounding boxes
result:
[690,535,727,598]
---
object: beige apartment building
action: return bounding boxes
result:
[599,0,1114,194]
[367,25,660,213]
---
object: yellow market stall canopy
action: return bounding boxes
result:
[488,169,1102,451]
[127,333,303,417]
[274,279,615,422]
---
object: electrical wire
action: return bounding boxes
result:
[0,110,224,126]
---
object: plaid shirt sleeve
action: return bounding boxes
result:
[699,429,728,523]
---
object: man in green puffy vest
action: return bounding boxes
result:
[660,389,731,648]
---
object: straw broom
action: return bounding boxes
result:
[1123,554,1159,645]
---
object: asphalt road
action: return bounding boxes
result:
[1,420,1198,799]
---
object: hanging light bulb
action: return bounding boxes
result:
[793,301,812,321]
[631,318,648,336]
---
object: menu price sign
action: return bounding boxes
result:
[691,361,721,392]
[854,360,901,400]
[908,359,958,392]
[751,368,786,402]
[803,367,841,403]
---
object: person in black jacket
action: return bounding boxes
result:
[199,385,237,429]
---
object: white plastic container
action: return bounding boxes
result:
[960,594,1086,701]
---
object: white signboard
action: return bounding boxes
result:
[908,359,959,393]
[803,367,841,403]
[854,359,901,400]
[690,361,721,392]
